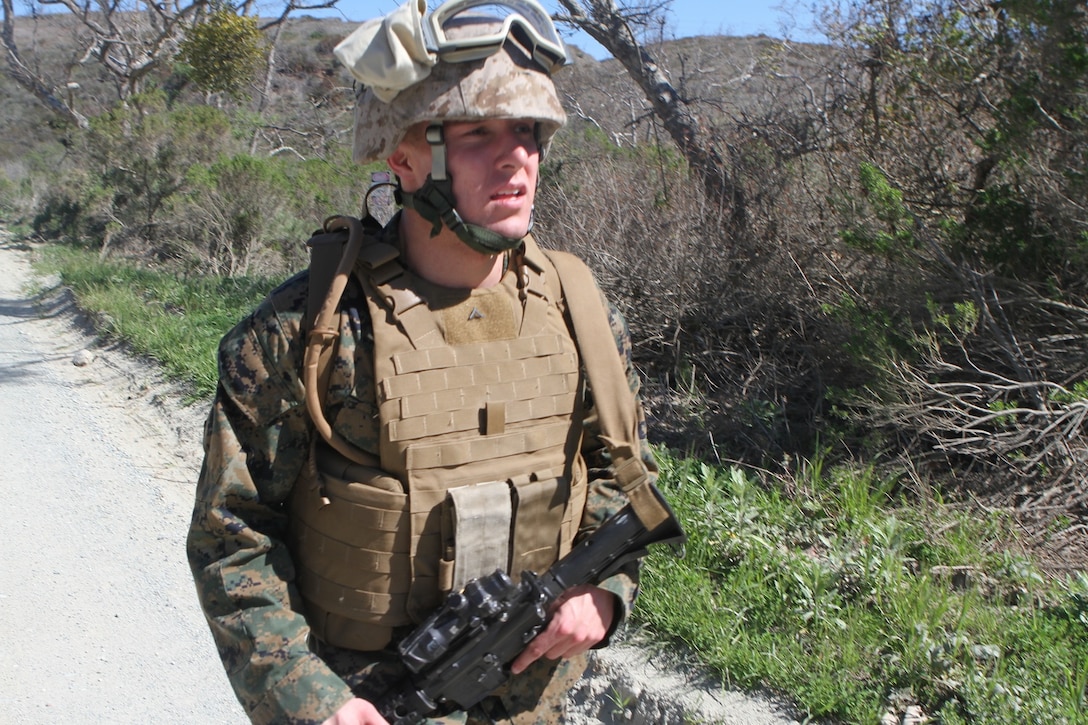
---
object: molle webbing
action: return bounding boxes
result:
[360,237,586,624]
[289,440,413,651]
[293,218,661,652]
[382,336,578,443]
[356,240,444,350]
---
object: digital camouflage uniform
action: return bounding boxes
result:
[187,216,656,725]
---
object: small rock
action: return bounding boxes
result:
[903,705,928,724]
[72,349,96,367]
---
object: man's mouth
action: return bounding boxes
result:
[492,189,525,200]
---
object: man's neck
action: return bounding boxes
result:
[399,210,507,289]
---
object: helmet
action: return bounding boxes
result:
[348,42,566,165]
[336,0,568,164]
[334,0,569,254]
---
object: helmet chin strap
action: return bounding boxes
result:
[395,123,530,256]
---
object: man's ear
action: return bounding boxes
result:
[386,147,412,178]
[387,144,428,193]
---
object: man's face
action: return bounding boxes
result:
[401,118,540,242]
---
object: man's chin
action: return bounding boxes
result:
[470,219,530,241]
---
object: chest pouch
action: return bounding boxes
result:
[439,471,569,593]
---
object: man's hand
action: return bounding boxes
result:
[509,584,616,675]
[322,697,390,725]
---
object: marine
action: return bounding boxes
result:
[186,1,657,722]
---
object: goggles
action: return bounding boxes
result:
[421,0,570,74]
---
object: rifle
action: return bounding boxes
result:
[378,484,686,725]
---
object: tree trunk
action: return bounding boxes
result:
[1,0,89,129]
[556,0,746,230]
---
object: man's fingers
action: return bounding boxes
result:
[510,627,557,674]
[509,587,613,674]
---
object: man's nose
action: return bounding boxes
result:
[498,132,535,166]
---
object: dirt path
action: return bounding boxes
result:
[0,240,801,725]
[0,242,245,721]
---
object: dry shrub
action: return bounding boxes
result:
[539,18,1088,499]
[535,124,842,462]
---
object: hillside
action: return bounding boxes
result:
[6,10,1087,521]
[0,11,833,165]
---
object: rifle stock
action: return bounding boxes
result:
[379,484,686,724]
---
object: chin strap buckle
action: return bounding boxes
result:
[426,123,448,181]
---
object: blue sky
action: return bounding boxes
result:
[301,0,825,57]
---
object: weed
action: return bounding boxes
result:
[35,246,277,398]
[639,452,1088,722]
[606,687,635,721]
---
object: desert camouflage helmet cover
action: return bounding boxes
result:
[334,0,567,164]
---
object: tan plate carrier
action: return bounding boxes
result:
[291,216,669,651]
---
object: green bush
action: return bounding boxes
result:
[177,9,265,99]
[28,94,246,259]
[180,153,308,275]
[31,171,112,248]
[838,163,916,257]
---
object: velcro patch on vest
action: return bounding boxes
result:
[439,294,518,345]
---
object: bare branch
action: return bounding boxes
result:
[555,0,747,229]
[1,0,89,127]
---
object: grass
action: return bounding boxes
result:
[35,246,282,399]
[641,456,1088,723]
[34,246,1088,724]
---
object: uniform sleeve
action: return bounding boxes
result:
[186,280,355,725]
[578,295,657,636]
